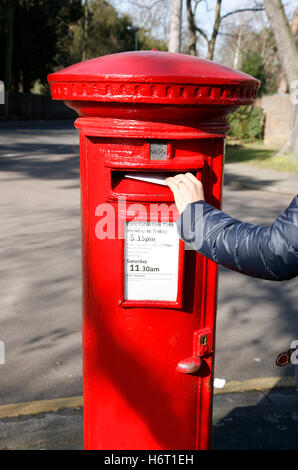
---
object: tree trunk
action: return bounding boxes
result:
[285,94,298,160]
[5,0,15,92]
[233,21,244,69]
[82,0,89,61]
[263,0,298,160]
[168,0,182,53]
[186,0,197,55]
[207,0,222,60]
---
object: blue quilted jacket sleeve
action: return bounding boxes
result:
[176,195,298,281]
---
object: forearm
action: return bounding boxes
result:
[176,201,283,281]
[167,173,297,282]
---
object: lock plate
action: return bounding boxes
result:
[193,328,213,357]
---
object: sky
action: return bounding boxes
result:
[110,0,297,61]
[113,0,298,38]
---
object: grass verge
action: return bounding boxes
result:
[226,142,298,174]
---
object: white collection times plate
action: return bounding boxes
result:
[124,221,180,302]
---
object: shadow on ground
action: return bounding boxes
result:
[223,172,278,191]
[212,382,298,450]
[0,120,79,181]
[0,148,79,181]
[1,384,297,450]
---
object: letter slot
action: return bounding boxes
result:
[108,170,200,202]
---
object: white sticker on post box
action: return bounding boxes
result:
[124,221,180,301]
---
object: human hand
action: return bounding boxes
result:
[165,173,205,214]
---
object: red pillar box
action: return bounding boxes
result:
[48,51,259,450]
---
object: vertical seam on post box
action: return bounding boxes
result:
[197,238,209,449]
[85,134,90,442]
[86,136,90,306]
[196,151,212,450]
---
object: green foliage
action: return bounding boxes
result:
[69,0,167,64]
[241,51,267,96]
[228,106,265,142]
[137,29,167,52]
[0,0,166,94]
[69,1,135,63]
[0,0,83,92]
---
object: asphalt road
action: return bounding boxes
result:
[0,120,297,406]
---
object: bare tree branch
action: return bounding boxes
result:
[220,7,264,22]
[195,25,209,43]
[130,0,163,10]
[217,31,238,37]
[185,0,265,60]
[193,0,204,16]
[123,0,171,42]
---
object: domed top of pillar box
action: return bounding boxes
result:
[48,51,260,130]
[48,50,259,105]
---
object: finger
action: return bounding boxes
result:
[185,173,204,199]
[170,174,187,186]
[166,176,183,188]
[165,177,176,186]
[165,178,180,192]
[174,173,194,190]
[170,174,185,183]
[185,172,201,185]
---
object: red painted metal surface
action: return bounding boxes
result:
[48,51,259,450]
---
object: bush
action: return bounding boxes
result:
[228,105,265,142]
[241,52,267,96]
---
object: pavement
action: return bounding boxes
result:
[0,384,297,450]
[0,120,297,451]
[224,161,298,197]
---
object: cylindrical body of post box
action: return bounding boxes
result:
[48,51,259,450]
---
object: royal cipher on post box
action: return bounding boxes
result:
[48,51,259,450]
